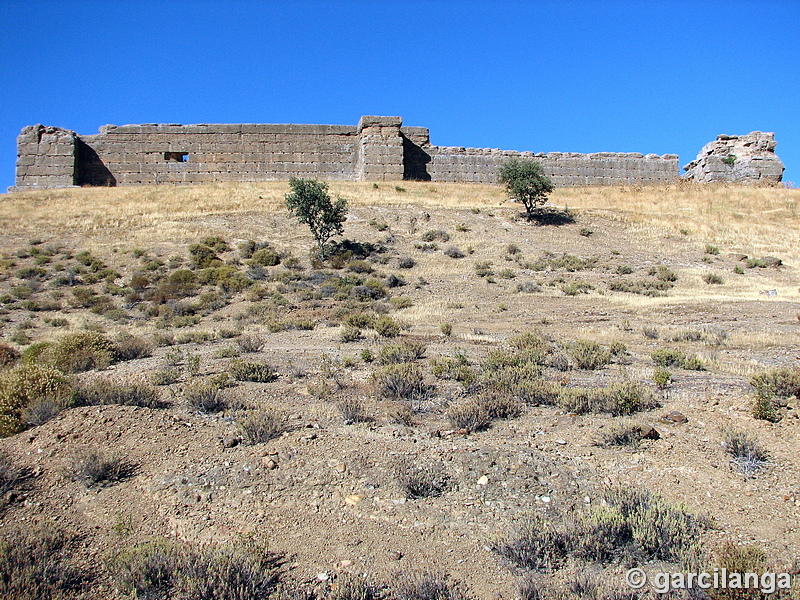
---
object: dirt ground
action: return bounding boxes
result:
[0,182,799,598]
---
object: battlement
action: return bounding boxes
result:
[13,116,681,190]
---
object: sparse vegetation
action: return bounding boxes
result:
[239,408,286,444]
[723,429,770,478]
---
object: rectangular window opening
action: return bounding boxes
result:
[164,152,189,162]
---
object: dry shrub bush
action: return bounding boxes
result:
[372,363,435,406]
[557,382,656,416]
[239,408,286,445]
[446,399,492,432]
[392,570,467,600]
[706,541,772,600]
[0,524,86,599]
[569,340,611,370]
[110,537,281,600]
[0,363,73,436]
[493,487,707,572]
[74,378,164,408]
[596,421,647,449]
[396,459,452,499]
[236,333,266,353]
[0,450,30,495]
[228,360,278,383]
[378,340,427,364]
[185,381,227,413]
[337,396,371,423]
[0,342,20,368]
[329,573,384,600]
[72,449,136,487]
[114,333,153,361]
[722,429,770,478]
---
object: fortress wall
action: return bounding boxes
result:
[423,146,680,185]
[74,123,361,186]
[14,117,681,190]
[15,125,78,189]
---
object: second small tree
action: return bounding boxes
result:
[498,158,554,219]
[285,177,348,257]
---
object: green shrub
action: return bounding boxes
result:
[440,323,453,336]
[750,367,800,398]
[373,315,400,337]
[151,367,182,386]
[430,356,475,386]
[752,396,780,423]
[492,487,707,571]
[239,408,286,445]
[0,364,73,436]
[653,368,672,389]
[36,332,117,373]
[340,324,363,342]
[188,243,222,269]
[733,264,745,275]
[705,244,720,255]
[651,347,686,367]
[683,354,705,370]
[569,340,611,370]
[421,229,450,242]
[703,272,724,285]
[228,360,277,383]
[249,247,281,266]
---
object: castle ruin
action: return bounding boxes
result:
[11,116,783,191]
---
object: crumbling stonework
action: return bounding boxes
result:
[14,116,682,191]
[683,131,785,183]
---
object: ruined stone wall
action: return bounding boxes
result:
[77,123,362,186]
[14,116,681,190]
[420,146,678,186]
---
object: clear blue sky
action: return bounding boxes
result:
[2,0,798,191]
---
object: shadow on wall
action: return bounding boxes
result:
[76,140,116,187]
[402,135,431,181]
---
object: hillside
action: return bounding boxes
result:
[0,181,798,599]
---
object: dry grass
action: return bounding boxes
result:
[3,180,797,256]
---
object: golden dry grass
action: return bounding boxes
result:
[1,180,797,257]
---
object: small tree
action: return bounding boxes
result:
[498,158,554,218]
[284,178,348,257]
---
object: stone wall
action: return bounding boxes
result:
[14,116,682,190]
